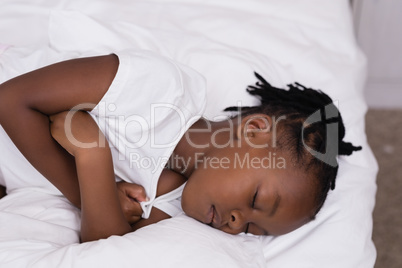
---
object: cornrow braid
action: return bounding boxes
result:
[224,72,362,214]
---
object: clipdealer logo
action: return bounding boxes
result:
[302,102,340,167]
[60,101,341,170]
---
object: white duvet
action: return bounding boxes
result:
[0,0,377,267]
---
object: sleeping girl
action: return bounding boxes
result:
[0,50,361,242]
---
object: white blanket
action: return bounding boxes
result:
[0,0,377,267]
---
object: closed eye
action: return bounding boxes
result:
[245,190,258,234]
[252,190,258,208]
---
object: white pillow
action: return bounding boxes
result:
[49,10,292,120]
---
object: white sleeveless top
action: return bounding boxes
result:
[89,50,207,218]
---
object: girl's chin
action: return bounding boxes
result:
[181,201,205,224]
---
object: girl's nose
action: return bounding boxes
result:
[228,210,246,231]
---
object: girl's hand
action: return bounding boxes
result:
[50,111,148,225]
[117,181,149,225]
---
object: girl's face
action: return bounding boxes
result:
[181,145,317,236]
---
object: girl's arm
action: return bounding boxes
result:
[51,111,186,240]
[0,54,186,237]
[0,55,119,207]
[51,110,132,242]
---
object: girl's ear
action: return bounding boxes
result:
[236,114,272,140]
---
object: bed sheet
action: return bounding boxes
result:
[0,0,377,267]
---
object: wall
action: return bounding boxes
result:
[353,0,402,109]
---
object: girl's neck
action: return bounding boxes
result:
[169,117,239,178]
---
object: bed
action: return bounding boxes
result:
[0,0,377,267]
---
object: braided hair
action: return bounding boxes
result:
[224,72,362,214]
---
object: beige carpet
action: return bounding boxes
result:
[366,109,402,268]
